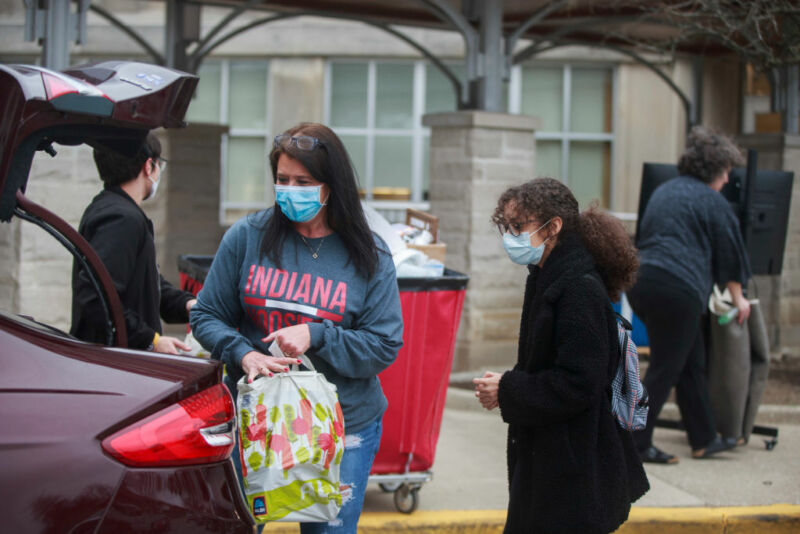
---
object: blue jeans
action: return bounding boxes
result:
[300,418,382,534]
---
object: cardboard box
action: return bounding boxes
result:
[405,208,446,264]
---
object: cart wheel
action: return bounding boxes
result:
[393,484,419,514]
[765,438,778,451]
[379,482,401,493]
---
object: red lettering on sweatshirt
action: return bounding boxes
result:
[268,270,288,298]
[293,274,311,302]
[330,282,347,313]
[254,267,273,297]
[312,278,332,309]
[244,265,255,293]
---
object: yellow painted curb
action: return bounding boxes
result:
[622,505,800,533]
[260,510,506,533]
[259,505,800,533]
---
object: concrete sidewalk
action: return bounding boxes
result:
[264,386,800,532]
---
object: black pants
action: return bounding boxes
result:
[627,275,717,451]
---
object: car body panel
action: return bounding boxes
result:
[0,312,253,533]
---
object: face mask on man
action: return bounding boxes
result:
[502,219,552,265]
[275,184,327,222]
[147,174,160,199]
[145,158,164,201]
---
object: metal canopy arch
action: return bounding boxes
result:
[186,11,464,109]
[515,37,696,130]
[20,0,799,133]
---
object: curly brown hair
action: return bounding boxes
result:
[491,178,638,301]
[677,125,745,184]
[580,204,639,301]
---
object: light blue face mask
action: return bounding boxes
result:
[502,219,552,265]
[274,184,327,223]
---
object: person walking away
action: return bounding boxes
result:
[628,126,750,464]
[71,132,195,354]
[190,122,404,534]
[473,178,649,534]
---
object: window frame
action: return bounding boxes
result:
[186,58,273,225]
[323,59,435,214]
[509,62,618,209]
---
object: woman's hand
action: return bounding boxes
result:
[473,371,503,411]
[263,324,312,358]
[241,351,302,383]
[726,281,751,324]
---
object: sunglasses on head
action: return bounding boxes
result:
[274,134,324,151]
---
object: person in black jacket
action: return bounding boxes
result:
[473,178,649,534]
[70,132,195,354]
[628,126,750,464]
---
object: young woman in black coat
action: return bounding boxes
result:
[473,178,649,533]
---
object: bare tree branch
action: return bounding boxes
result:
[608,0,800,70]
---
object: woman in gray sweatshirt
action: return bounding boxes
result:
[191,122,403,533]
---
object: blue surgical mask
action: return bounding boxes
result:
[274,185,327,223]
[502,219,552,265]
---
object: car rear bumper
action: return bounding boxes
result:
[96,460,254,534]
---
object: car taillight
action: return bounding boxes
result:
[102,384,236,467]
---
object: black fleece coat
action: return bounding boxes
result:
[70,186,193,349]
[497,233,649,534]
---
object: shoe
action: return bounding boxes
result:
[639,446,679,464]
[692,435,737,459]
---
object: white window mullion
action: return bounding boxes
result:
[509,64,522,115]
[219,60,231,225]
[365,61,377,201]
[323,61,332,126]
[411,61,426,203]
[610,64,619,211]
[265,62,274,205]
[561,65,571,186]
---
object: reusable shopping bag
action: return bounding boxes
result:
[707,286,770,442]
[237,346,344,523]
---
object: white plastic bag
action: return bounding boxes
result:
[237,347,344,523]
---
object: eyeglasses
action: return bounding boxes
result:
[497,219,538,237]
[274,134,324,151]
[151,157,168,172]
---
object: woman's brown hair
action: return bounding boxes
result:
[491,177,638,301]
[677,125,745,184]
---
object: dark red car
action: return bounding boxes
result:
[0,61,254,533]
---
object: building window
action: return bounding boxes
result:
[185,60,271,224]
[325,60,461,218]
[510,64,615,209]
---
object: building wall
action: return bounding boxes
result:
[613,60,689,214]
[16,146,98,332]
[5,1,795,362]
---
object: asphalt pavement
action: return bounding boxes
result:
[264,385,800,533]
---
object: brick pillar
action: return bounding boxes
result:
[0,218,20,313]
[146,124,228,286]
[738,134,800,354]
[16,144,98,332]
[423,111,539,372]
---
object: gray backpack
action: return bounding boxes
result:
[611,314,649,431]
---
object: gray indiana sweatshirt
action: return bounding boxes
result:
[190,209,404,433]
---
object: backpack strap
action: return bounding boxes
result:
[615,311,633,332]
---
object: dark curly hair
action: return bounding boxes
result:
[491,177,638,301]
[677,126,745,184]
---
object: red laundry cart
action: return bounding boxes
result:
[177,255,468,514]
[369,270,468,513]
